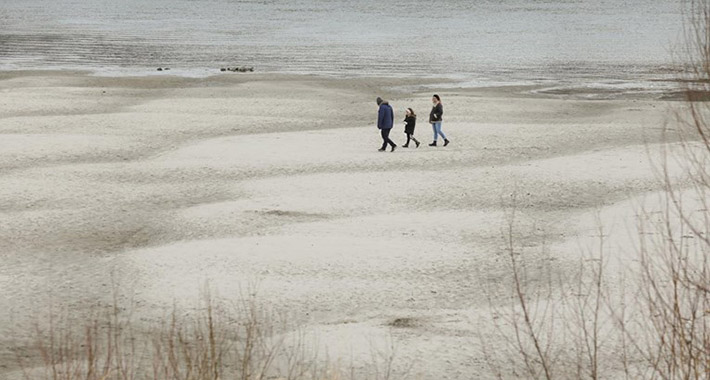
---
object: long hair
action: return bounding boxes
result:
[407,107,416,118]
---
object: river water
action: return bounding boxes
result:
[0,0,687,95]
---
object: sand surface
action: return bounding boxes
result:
[0,71,682,378]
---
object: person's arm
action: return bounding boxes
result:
[377,106,384,129]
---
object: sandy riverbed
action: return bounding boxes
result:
[0,71,682,378]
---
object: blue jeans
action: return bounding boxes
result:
[432,122,446,141]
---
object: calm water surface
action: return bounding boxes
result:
[0,0,686,94]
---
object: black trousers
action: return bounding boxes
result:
[405,133,418,145]
[380,128,396,149]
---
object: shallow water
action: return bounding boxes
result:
[0,0,685,92]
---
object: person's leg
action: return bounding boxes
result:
[432,123,438,142]
[384,129,396,147]
[380,129,388,150]
[437,122,450,146]
[405,133,412,146]
[435,122,446,140]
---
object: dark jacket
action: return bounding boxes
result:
[378,102,394,130]
[429,103,443,123]
[404,115,416,134]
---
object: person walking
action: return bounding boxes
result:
[376,97,396,152]
[402,107,420,148]
[429,94,450,147]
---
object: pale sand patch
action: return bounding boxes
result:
[0,134,133,165]
[121,234,465,306]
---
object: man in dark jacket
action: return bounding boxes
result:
[376,97,396,152]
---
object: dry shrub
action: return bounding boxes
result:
[14,288,411,380]
[483,1,710,379]
[480,204,610,380]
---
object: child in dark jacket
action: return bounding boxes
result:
[402,108,420,148]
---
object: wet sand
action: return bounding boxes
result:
[0,71,680,378]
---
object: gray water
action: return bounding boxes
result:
[0,0,686,94]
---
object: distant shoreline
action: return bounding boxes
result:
[0,67,687,101]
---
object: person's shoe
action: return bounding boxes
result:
[429,141,437,147]
[378,148,386,152]
[444,139,450,147]
[402,144,409,148]
[391,145,397,152]
[415,140,420,148]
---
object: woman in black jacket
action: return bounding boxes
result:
[429,94,450,147]
[402,108,420,148]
